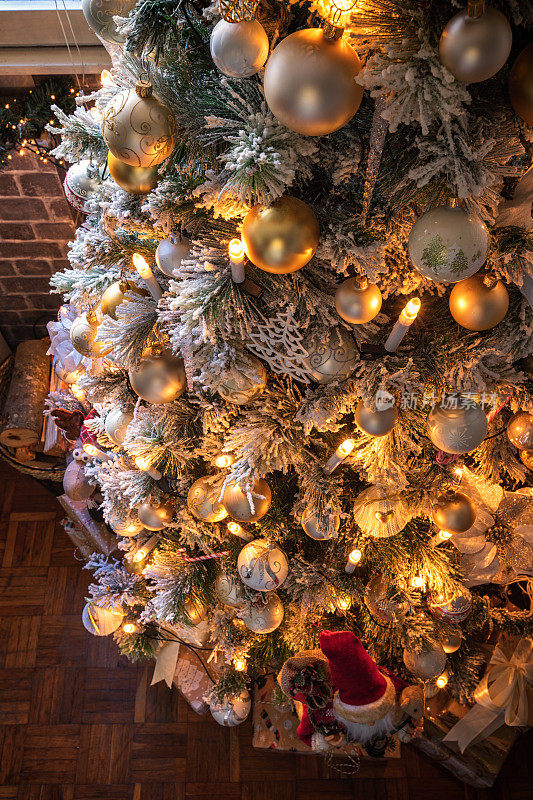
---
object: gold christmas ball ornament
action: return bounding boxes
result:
[104,407,133,446]
[108,511,144,537]
[210,19,269,78]
[354,401,398,437]
[137,499,173,530]
[222,478,272,522]
[509,42,533,126]
[81,0,137,44]
[242,196,319,274]
[101,281,127,320]
[101,79,177,168]
[187,477,228,522]
[241,594,284,634]
[403,644,447,680]
[237,538,288,591]
[215,572,246,608]
[507,411,533,450]
[364,574,408,624]
[408,207,489,283]
[107,152,159,195]
[335,276,382,324]
[128,351,186,404]
[263,27,363,136]
[439,6,512,84]
[432,491,476,534]
[217,354,267,405]
[301,507,340,541]
[520,450,533,470]
[440,626,463,654]
[155,235,192,278]
[449,274,509,331]
[69,312,101,358]
[82,601,124,636]
[427,399,488,454]
[183,596,207,625]
[302,326,358,384]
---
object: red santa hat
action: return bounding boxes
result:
[319,630,396,724]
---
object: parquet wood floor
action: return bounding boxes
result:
[0,461,531,800]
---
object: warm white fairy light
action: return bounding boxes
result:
[336,593,352,612]
[122,622,137,634]
[431,529,454,546]
[436,673,448,689]
[227,521,252,541]
[228,238,245,283]
[324,437,355,474]
[100,69,115,87]
[385,297,421,352]
[134,454,162,480]
[132,535,159,563]
[133,253,163,300]
[215,454,233,468]
[71,383,85,401]
[83,443,112,462]
[345,548,362,574]
[411,576,425,590]
[233,654,247,671]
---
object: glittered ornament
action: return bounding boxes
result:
[241,593,284,633]
[104,407,133,446]
[187,477,228,522]
[69,312,101,358]
[449,274,508,331]
[403,645,446,680]
[408,207,488,283]
[507,411,533,450]
[210,689,251,726]
[335,276,382,324]
[439,4,512,84]
[107,152,159,194]
[217,353,267,405]
[264,27,363,136]
[183,596,207,625]
[520,450,533,470]
[427,399,488,454]
[428,586,473,623]
[222,478,272,522]
[354,401,398,437]
[63,160,102,211]
[215,572,246,608]
[82,601,123,636]
[63,458,93,501]
[237,538,288,591]
[81,0,137,44]
[137,499,173,530]
[301,507,340,540]
[242,196,319,274]
[128,352,186,404]
[441,627,462,654]
[101,78,177,168]
[364,574,407,624]
[432,491,476,534]
[302,326,357,384]
[108,512,144,537]
[210,19,269,78]
[155,235,192,278]
[509,42,533,126]
[354,486,413,539]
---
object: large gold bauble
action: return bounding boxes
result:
[137,499,173,530]
[355,401,398,437]
[223,478,272,522]
[155,236,192,278]
[215,572,246,608]
[187,477,228,522]
[128,352,186,404]
[301,507,340,541]
[183,597,207,625]
[242,196,319,274]
[302,326,358,384]
[439,7,512,84]
[263,28,363,136]
[509,43,533,126]
[241,594,284,633]
[432,491,476,534]
[101,79,177,168]
[507,411,533,450]
[104,407,133,446]
[107,152,159,195]
[403,645,446,680]
[449,275,509,331]
[427,399,488,454]
[237,538,288,591]
[218,354,267,405]
[520,450,533,470]
[69,312,101,357]
[335,277,382,324]
[101,282,127,320]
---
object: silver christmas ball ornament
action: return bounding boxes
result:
[210,689,252,726]
[81,0,137,44]
[63,459,93,501]
[355,401,398,437]
[155,235,192,278]
[302,327,358,384]
[187,477,228,522]
[427,399,488,454]
[215,572,246,608]
[69,312,101,358]
[222,478,272,522]
[210,19,269,78]
[439,6,512,84]
[441,627,463,654]
[63,160,102,212]
[217,354,267,405]
[82,601,123,636]
[301,507,340,541]
[237,538,288,592]
[108,511,144,537]
[137,499,173,531]
[241,593,284,633]
[128,352,186,404]
[403,644,447,680]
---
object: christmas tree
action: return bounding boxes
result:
[49,0,533,739]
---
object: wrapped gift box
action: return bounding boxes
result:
[172,643,222,715]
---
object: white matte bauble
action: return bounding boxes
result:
[439,6,512,84]
[63,160,102,212]
[427,399,488,454]
[108,511,144,537]
[301,507,340,540]
[155,236,192,277]
[187,477,228,522]
[63,458,93,501]
[241,593,284,633]
[104,407,133,446]
[81,0,137,44]
[210,19,269,78]
[237,538,288,592]
[215,572,246,608]
[210,689,251,726]
[137,499,173,530]
[302,327,358,384]
[82,601,123,636]
[69,312,101,358]
[408,207,488,283]
[403,644,446,680]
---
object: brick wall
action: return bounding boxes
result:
[0,151,77,347]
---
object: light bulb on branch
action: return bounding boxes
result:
[100,69,115,88]
[227,521,253,541]
[384,297,421,352]
[228,239,245,284]
[233,654,247,671]
[83,443,112,462]
[431,529,454,546]
[133,253,162,300]
[122,622,137,634]
[134,454,162,481]
[215,454,234,468]
[345,548,362,573]
[131,534,160,563]
[324,437,355,474]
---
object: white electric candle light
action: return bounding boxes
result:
[122,622,137,634]
[431,529,453,546]
[436,673,448,689]
[384,297,421,352]
[227,520,253,541]
[345,548,362,574]
[411,575,425,589]
[132,534,159,563]
[133,253,163,300]
[215,454,233,468]
[134,455,162,481]
[324,438,355,475]
[228,238,245,283]
[83,443,112,462]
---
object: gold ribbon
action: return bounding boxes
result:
[443,638,533,753]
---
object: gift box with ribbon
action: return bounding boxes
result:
[410,636,533,788]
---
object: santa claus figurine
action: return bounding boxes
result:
[279,630,423,757]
